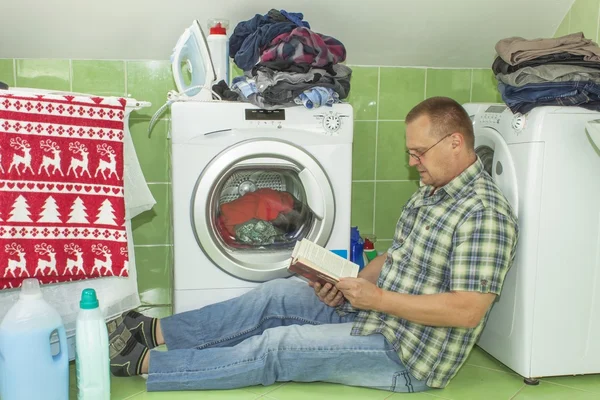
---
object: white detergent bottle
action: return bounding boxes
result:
[207,18,230,85]
[76,288,110,400]
[0,278,69,400]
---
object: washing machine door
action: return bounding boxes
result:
[474,127,519,214]
[191,138,335,282]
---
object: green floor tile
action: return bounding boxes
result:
[129,388,259,399]
[438,365,523,399]
[541,373,600,394]
[385,391,449,399]
[242,383,286,396]
[465,345,514,374]
[110,376,148,399]
[266,382,391,400]
[513,381,599,399]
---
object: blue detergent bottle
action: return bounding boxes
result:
[350,226,365,270]
[0,278,69,400]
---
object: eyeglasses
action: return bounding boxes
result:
[405,134,452,163]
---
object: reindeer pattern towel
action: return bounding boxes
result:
[0,92,129,289]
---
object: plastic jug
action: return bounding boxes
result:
[0,278,69,400]
[76,288,110,399]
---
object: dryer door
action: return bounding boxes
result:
[474,127,519,214]
[191,138,335,282]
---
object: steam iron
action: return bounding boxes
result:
[171,20,216,100]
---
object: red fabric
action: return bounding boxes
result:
[0,92,129,290]
[219,188,293,235]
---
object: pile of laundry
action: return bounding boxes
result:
[216,188,311,247]
[493,32,600,114]
[215,10,351,109]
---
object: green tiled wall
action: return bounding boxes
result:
[0,59,502,310]
[347,66,501,251]
[555,0,600,40]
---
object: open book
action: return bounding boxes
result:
[288,239,359,286]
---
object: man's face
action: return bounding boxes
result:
[405,115,452,187]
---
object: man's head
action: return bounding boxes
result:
[405,97,476,188]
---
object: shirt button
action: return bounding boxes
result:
[425,225,430,230]
[399,238,404,244]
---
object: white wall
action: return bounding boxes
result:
[0,0,574,67]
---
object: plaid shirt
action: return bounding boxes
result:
[339,159,518,388]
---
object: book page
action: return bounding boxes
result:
[300,240,358,278]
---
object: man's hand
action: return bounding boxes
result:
[336,277,383,310]
[309,281,345,307]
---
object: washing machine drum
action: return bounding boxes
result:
[190,138,336,282]
[216,170,313,248]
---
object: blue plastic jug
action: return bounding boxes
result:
[0,278,69,400]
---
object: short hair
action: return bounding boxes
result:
[405,97,475,150]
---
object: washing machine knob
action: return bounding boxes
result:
[322,113,342,134]
[511,115,526,132]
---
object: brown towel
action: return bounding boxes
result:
[496,32,600,66]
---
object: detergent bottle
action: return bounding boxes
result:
[0,278,69,400]
[76,288,110,400]
[207,18,230,85]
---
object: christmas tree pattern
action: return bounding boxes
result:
[95,199,117,226]
[7,195,32,222]
[37,196,62,223]
[67,197,89,224]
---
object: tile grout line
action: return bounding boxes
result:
[124,60,129,97]
[424,68,428,99]
[122,390,146,400]
[568,8,572,34]
[69,59,73,92]
[539,379,600,394]
[12,58,17,86]
[597,2,600,43]
[469,69,474,102]
[372,66,382,235]
[508,383,527,400]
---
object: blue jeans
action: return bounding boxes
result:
[147,278,429,393]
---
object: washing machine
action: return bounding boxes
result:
[463,103,600,381]
[170,102,353,313]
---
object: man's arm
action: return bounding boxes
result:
[336,278,495,328]
[358,253,386,284]
[377,288,496,328]
[337,208,518,329]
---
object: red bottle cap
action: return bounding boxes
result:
[210,23,227,35]
[364,238,374,250]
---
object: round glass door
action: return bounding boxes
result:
[474,127,519,214]
[191,138,335,282]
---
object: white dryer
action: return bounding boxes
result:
[170,102,353,313]
[463,103,600,381]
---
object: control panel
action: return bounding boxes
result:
[314,111,348,135]
[171,102,354,142]
[240,109,350,135]
[479,105,507,125]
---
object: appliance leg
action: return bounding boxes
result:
[524,378,540,385]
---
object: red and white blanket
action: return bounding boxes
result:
[0,92,129,289]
